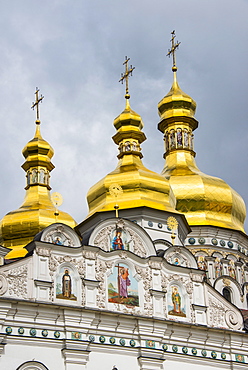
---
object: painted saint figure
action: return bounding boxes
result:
[172,286,181,313]
[177,128,182,147]
[165,132,169,151]
[184,129,189,147]
[132,141,137,151]
[125,141,131,151]
[173,257,180,266]
[119,267,131,298]
[54,236,62,245]
[39,169,45,184]
[190,134,194,150]
[112,229,124,250]
[228,260,236,279]
[197,256,207,271]
[62,269,72,298]
[241,265,246,285]
[170,129,175,148]
[32,169,38,183]
[214,257,223,278]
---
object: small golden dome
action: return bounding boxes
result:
[158,72,246,233]
[22,122,54,172]
[87,98,177,216]
[158,73,197,122]
[0,92,76,259]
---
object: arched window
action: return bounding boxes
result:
[17,361,49,370]
[223,287,232,303]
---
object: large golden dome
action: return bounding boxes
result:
[158,66,246,232]
[87,58,178,218]
[0,91,76,259]
[87,97,177,216]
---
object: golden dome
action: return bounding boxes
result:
[158,70,246,233]
[158,72,197,123]
[0,92,76,259]
[87,97,177,217]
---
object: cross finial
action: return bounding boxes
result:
[167,30,181,72]
[119,56,135,100]
[31,87,44,124]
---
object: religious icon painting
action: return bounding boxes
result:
[168,285,186,317]
[110,227,131,251]
[108,263,139,306]
[235,354,245,363]
[56,266,77,301]
[172,257,181,266]
[71,332,82,340]
[146,340,155,349]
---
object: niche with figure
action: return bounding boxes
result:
[56,266,78,301]
[168,284,186,317]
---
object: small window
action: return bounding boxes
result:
[223,287,232,303]
[17,361,49,370]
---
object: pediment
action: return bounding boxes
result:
[35,223,81,247]
[163,245,198,268]
[88,218,156,258]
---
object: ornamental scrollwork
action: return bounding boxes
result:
[36,247,50,257]
[8,265,28,298]
[119,251,128,259]
[190,273,204,282]
[135,265,153,315]
[95,259,114,309]
[225,309,242,330]
[0,273,8,295]
[83,250,97,260]
[126,227,147,258]
[208,295,225,327]
[185,281,193,294]
[93,226,113,251]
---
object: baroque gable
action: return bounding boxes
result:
[88,218,155,258]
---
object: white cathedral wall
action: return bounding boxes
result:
[87,350,138,370]
[1,342,64,370]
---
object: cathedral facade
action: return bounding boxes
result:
[0,34,247,370]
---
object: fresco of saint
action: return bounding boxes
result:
[111,229,124,250]
[119,267,131,298]
[197,256,207,271]
[108,263,139,306]
[177,128,183,146]
[168,285,186,317]
[62,269,71,298]
[56,268,77,300]
[110,228,131,251]
[214,257,223,278]
[228,260,236,279]
[184,129,189,147]
[173,257,180,266]
[170,129,175,148]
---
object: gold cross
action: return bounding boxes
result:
[31,87,44,122]
[167,30,181,72]
[119,56,135,98]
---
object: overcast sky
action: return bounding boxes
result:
[0,0,248,231]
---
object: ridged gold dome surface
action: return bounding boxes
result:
[87,98,177,217]
[158,72,246,233]
[158,73,197,122]
[0,121,76,259]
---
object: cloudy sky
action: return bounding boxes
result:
[0,0,248,230]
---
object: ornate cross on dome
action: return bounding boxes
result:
[119,56,135,99]
[31,87,44,123]
[167,30,181,72]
